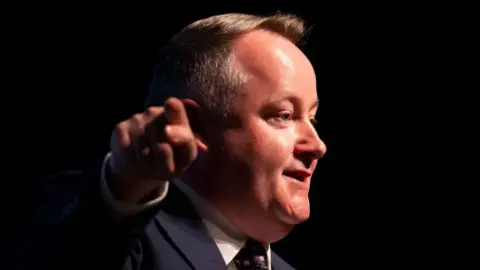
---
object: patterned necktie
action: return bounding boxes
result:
[233,238,269,270]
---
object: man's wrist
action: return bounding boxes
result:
[100,153,169,217]
[105,157,165,204]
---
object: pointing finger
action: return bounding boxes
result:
[165,124,198,170]
[164,98,190,126]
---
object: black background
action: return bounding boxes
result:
[3,1,477,269]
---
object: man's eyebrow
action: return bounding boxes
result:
[266,96,319,110]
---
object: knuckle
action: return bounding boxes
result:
[140,147,150,157]
[164,97,177,105]
[146,106,163,116]
[164,98,182,112]
[114,121,128,135]
[114,123,130,147]
[132,113,143,123]
[155,142,171,154]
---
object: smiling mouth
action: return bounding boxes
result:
[282,170,311,182]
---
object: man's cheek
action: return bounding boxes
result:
[271,128,297,155]
[259,134,294,169]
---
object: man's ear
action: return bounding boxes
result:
[182,98,208,152]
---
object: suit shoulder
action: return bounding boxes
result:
[33,170,91,221]
[271,251,296,270]
[39,157,104,199]
[41,170,86,192]
[34,159,104,223]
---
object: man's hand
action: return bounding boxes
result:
[107,97,198,204]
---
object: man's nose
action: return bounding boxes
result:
[294,121,327,160]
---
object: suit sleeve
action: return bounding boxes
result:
[100,152,169,218]
[4,154,166,270]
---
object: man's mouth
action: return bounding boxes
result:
[282,170,312,182]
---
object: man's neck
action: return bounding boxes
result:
[180,164,292,245]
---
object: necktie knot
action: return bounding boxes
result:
[233,238,268,270]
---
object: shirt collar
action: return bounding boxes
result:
[174,180,271,268]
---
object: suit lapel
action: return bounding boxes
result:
[270,251,295,270]
[154,183,227,270]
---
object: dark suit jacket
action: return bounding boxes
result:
[5,159,295,270]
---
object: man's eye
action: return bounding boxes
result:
[277,112,293,121]
[267,111,293,126]
[310,118,318,126]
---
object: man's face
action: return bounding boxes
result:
[209,30,327,241]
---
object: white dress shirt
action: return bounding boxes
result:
[100,153,271,270]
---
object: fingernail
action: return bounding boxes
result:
[165,125,172,135]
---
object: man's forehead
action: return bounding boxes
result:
[231,30,316,97]
[232,30,314,81]
[234,30,304,69]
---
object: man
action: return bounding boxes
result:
[9,12,326,270]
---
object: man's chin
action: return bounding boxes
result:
[274,206,310,225]
[257,204,309,243]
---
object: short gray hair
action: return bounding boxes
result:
[144,12,307,122]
